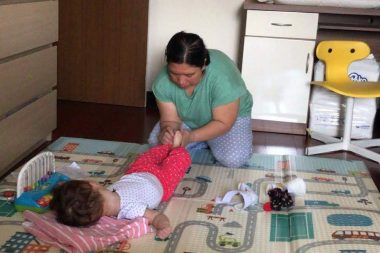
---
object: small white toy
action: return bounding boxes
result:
[215,183,258,210]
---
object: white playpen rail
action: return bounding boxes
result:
[16,151,55,197]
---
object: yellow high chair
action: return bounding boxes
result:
[305,41,380,163]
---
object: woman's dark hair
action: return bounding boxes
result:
[165,31,210,68]
[50,180,104,227]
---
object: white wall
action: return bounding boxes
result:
[146,0,245,91]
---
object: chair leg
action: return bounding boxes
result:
[306,97,380,164]
[349,144,380,164]
[352,139,380,148]
[341,97,354,150]
[306,128,341,144]
[306,142,345,155]
[306,97,354,155]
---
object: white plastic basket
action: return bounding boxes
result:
[16,151,55,198]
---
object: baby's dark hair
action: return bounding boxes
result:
[165,31,210,68]
[50,180,104,227]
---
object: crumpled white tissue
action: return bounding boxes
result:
[286,178,306,196]
[56,162,89,179]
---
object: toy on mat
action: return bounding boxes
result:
[215,183,258,210]
[15,151,70,213]
[267,188,294,211]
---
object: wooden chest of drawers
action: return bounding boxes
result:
[0,0,58,177]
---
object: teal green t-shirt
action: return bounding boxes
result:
[152,49,253,129]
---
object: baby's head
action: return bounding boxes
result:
[50,180,104,226]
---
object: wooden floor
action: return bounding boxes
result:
[12,100,380,191]
[51,100,380,191]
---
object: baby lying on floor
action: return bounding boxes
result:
[50,131,191,239]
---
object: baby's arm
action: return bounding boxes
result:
[144,209,172,240]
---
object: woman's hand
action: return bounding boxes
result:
[158,126,175,145]
[180,130,192,147]
[156,100,182,145]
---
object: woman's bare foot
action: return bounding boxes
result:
[172,131,183,148]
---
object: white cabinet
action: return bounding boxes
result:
[242,10,318,134]
[242,37,315,123]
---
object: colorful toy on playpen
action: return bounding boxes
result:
[14,151,70,213]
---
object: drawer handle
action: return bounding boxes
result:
[305,53,310,74]
[270,22,293,27]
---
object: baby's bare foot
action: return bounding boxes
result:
[172,131,182,148]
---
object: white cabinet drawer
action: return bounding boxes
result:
[245,10,318,39]
[0,90,56,175]
[0,0,58,59]
[0,46,57,117]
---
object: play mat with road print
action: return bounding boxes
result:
[1,137,380,253]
